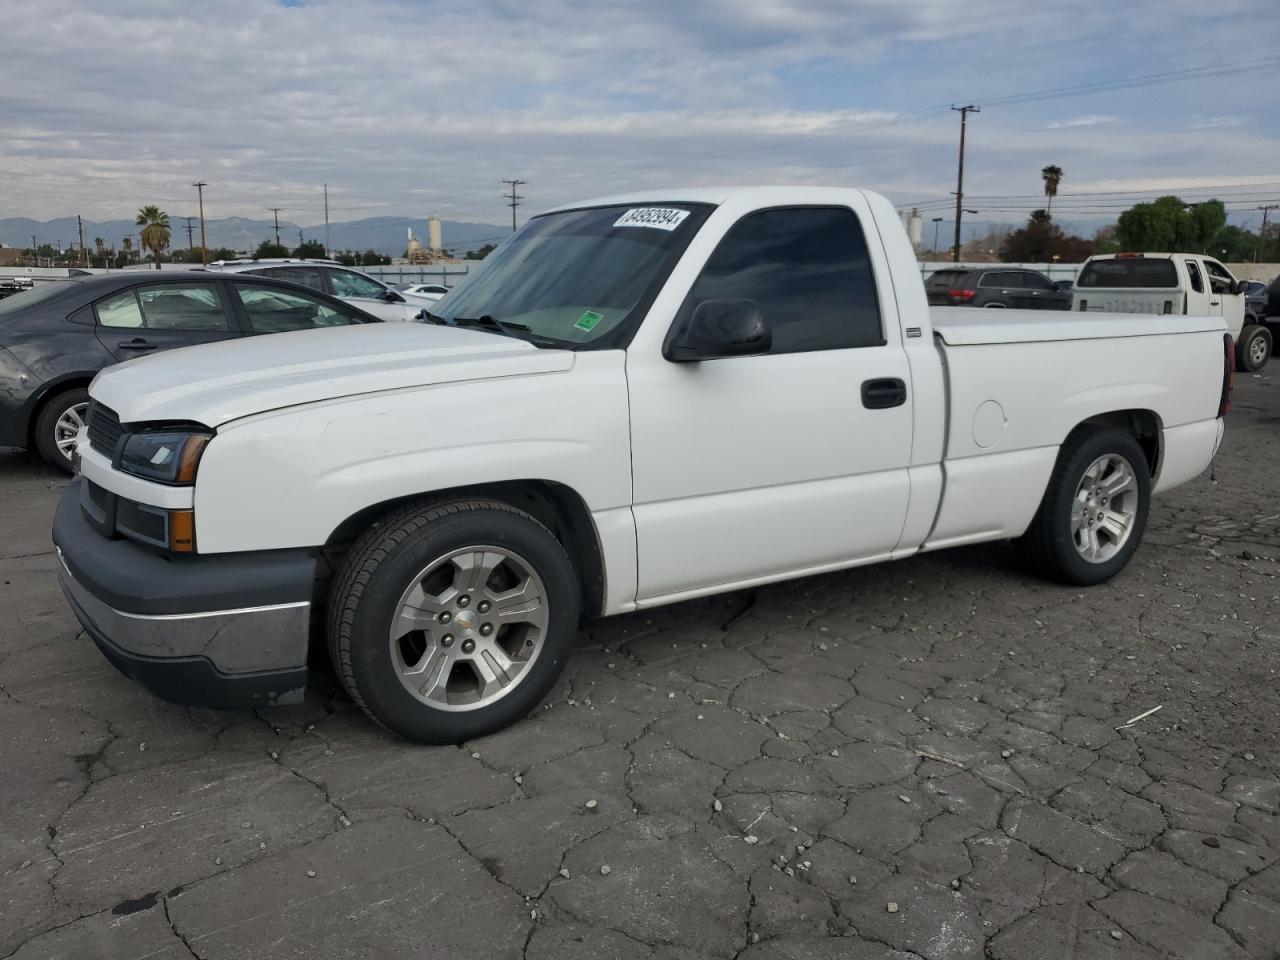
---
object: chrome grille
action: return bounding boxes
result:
[87,402,123,457]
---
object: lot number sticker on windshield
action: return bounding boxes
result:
[575,310,604,332]
[613,207,690,231]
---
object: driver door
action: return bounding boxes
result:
[625,202,914,602]
[1204,259,1245,336]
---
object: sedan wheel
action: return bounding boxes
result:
[54,402,89,461]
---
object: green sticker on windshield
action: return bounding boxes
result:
[574,310,604,332]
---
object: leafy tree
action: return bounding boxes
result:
[136,205,171,269]
[1000,211,1093,263]
[360,249,390,266]
[293,239,327,258]
[1041,165,1063,215]
[465,243,496,261]
[254,240,290,259]
[1115,196,1227,252]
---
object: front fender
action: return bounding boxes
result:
[191,353,633,554]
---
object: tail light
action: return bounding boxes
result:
[1163,300,1173,314]
[1219,333,1235,417]
[948,289,976,302]
[1078,300,1088,311]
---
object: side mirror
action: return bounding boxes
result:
[1232,279,1248,296]
[665,299,770,362]
[383,290,404,303]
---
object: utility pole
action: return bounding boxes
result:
[268,208,283,246]
[323,183,330,257]
[77,215,87,268]
[30,234,38,267]
[1257,205,1278,262]
[950,105,979,263]
[181,216,197,255]
[193,181,208,264]
[502,179,525,232]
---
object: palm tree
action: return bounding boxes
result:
[1030,208,1052,225]
[122,236,133,263]
[136,205,171,270]
[1041,165,1063,215]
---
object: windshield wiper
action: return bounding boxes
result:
[422,312,562,348]
[451,314,532,337]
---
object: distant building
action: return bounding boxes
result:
[0,245,23,267]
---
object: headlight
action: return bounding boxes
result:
[118,431,211,485]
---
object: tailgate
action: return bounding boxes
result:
[1074,291,1180,315]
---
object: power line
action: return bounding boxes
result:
[502,179,525,232]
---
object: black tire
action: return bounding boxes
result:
[1236,324,1272,372]
[1014,428,1152,586]
[33,387,90,473]
[327,498,580,743]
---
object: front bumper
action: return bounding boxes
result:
[53,480,316,709]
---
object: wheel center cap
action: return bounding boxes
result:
[454,609,479,635]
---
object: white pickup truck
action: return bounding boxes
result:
[54,187,1232,743]
[1073,252,1267,371]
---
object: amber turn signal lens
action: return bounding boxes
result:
[168,510,196,553]
[176,435,210,484]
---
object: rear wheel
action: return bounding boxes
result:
[33,387,90,473]
[1015,428,1151,585]
[327,498,580,743]
[1236,324,1272,372]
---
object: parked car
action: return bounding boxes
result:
[399,283,451,301]
[207,259,435,322]
[1073,253,1264,370]
[0,276,35,299]
[53,186,1231,743]
[1244,280,1269,323]
[924,267,1072,310]
[0,271,379,471]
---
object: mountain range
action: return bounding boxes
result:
[0,215,510,258]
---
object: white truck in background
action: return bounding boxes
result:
[1073,252,1266,370]
[55,187,1232,743]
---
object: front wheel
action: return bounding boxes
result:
[33,387,90,473]
[1236,324,1272,372]
[327,498,580,743]
[1015,428,1152,585]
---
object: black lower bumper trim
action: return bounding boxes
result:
[75,594,309,710]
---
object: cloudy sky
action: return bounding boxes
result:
[3,0,1279,232]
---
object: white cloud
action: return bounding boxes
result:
[0,0,1276,224]
[1046,115,1119,129]
[1190,115,1247,129]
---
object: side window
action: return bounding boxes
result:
[234,283,360,333]
[328,270,386,299]
[1204,260,1233,294]
[1185,260,1204,293]
[96,284,227,330]
[1021,272,1056,290]
[271,267,326,292]
[978,272,1006,288]
[682,206,882,354]
[95,290,145,328]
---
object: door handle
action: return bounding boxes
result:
[861,378,908,409]
[1210,300,1221,307]
[118,339,157,351]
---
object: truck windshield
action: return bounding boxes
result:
[429,202,713,348]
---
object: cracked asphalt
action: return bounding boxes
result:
[3,376,1279,960]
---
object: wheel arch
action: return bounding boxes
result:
[320,479,607,619]
[25,373,97,448]
[1065,408,1163,480]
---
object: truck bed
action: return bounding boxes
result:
[929,307,1224,345]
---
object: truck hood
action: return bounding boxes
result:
[90,323,574,427]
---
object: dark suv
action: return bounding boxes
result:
[925,267,1072,310]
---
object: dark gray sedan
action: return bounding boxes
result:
[0,271,379,471]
